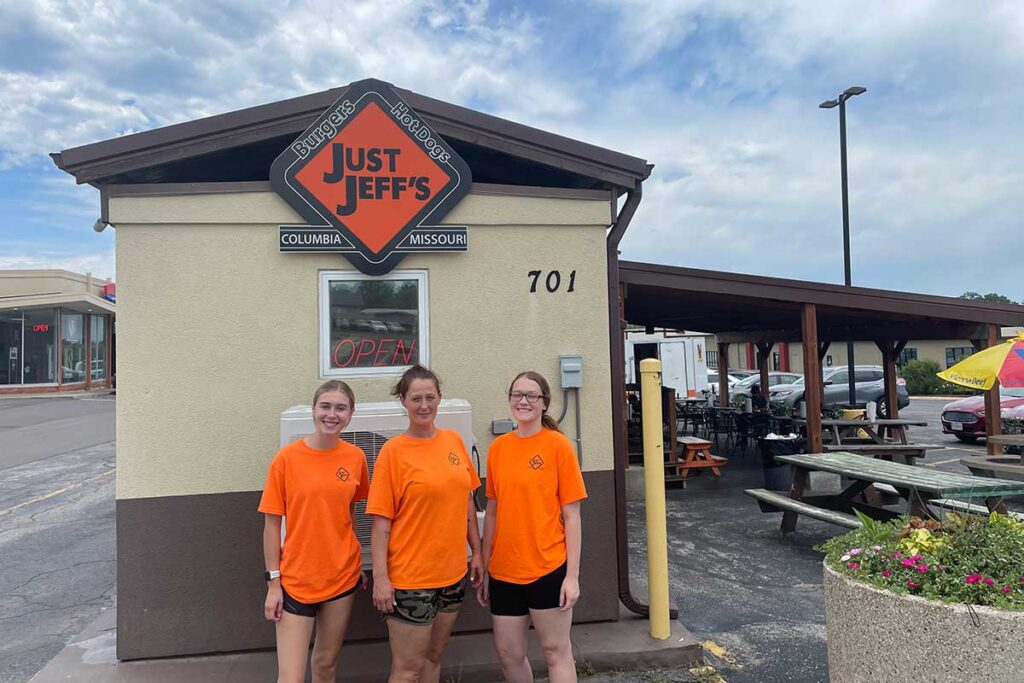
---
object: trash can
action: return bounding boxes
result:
[760,436,806,491]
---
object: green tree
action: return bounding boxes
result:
[959,291,1018,305]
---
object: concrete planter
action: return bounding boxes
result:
[824,563,1024,682]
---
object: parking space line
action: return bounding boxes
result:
[0,468,114,518]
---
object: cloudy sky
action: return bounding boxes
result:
[2,0,1022,301]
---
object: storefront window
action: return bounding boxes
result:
[320,270,427,377]
[90,315,106,380]
[62,311,85,383]
[24,309,57,384]
[0,312,24,385]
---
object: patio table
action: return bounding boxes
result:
[764,451,1024,533]
[793,417,927,446]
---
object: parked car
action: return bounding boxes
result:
[769,365,910,417]
[731,371,804,398]
[707,371,743,392]
[727,370,758,380]
[940,388,1024,443]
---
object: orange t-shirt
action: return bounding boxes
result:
[485,428,588,584]
[365,429,480,589]
[258,438,369,603]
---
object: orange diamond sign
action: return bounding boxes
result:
[272,79,472,275]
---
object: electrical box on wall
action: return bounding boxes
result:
[560,354,583,388]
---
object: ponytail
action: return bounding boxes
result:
[541,413,562,433]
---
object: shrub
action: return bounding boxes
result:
[819,511,1024,609]
[899,359,946,395]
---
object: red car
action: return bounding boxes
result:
[941,390,1024,442]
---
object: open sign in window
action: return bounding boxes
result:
[319,270,428,377]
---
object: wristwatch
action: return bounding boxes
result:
[264,569,281,581]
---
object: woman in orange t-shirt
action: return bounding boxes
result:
[259,380,370,683]
[477,371,587,683]
[367,364,484,683]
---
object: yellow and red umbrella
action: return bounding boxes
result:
[938,334,1024,390]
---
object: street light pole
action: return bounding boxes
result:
[820,86,866,409]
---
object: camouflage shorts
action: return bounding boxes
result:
[388,575,466,625]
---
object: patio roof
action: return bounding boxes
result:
[620,261,1024,343]
[50,79,652,193]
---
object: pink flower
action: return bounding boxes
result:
[882,570,892,577]
[911,555,923,562]
[847,562,860,570]
[902,559,916,568]
[849,548,862,556]
[906,580,919,589]
[966,574,982,585]
[1003,586,1012,594]
[916,564,929,573]
[892,552,903,559]
[983,578,995,586]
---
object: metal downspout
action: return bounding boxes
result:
[607,179,676,618]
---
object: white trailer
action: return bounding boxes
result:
[624,332,710,397]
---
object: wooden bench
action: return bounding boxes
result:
[928,498,1024,521]
[744,488,862,529]
[673,436,726,478]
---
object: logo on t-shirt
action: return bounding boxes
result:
[529,455,544,470]
[336,467,351,481]
[448,452,460,465]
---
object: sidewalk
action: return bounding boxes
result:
[30,604,702,682]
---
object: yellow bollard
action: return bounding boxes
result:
[640,358,671,640]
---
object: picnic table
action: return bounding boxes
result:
[745,451,1024,533]
[669,436,727,480]
[793,417,928,446]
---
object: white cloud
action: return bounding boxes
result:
[1,0,1023,301]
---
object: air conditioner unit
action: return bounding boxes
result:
[278,399,479,569]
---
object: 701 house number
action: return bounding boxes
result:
[528,270,576,293]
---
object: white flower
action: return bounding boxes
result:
[841,554,851,562]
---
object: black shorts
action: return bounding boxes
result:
[489,563,567,616]
[282,583,357,618]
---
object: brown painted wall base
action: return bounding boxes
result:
[115,469,618,660]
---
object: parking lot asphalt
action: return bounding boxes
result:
[0,396,115,683]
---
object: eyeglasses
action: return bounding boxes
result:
[509,392,544,404]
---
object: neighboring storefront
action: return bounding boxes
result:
[53,78,650,662]
[0,270,115,393]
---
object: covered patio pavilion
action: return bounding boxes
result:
[616,261,1024,455]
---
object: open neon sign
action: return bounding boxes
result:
[332,337,416,368]
[33,324,50,332]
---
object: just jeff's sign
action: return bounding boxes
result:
[271,78,472,275]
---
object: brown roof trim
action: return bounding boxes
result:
[106,180,614,202]
[620,260,1024,326]
[52,80,651,189]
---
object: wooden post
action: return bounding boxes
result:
[876,340,903,420]
[718,342,730,406]
[983,324,1003,455]
[757,342,773,396]
[801,304,823,453]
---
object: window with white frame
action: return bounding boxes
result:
[320,270,428,377]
